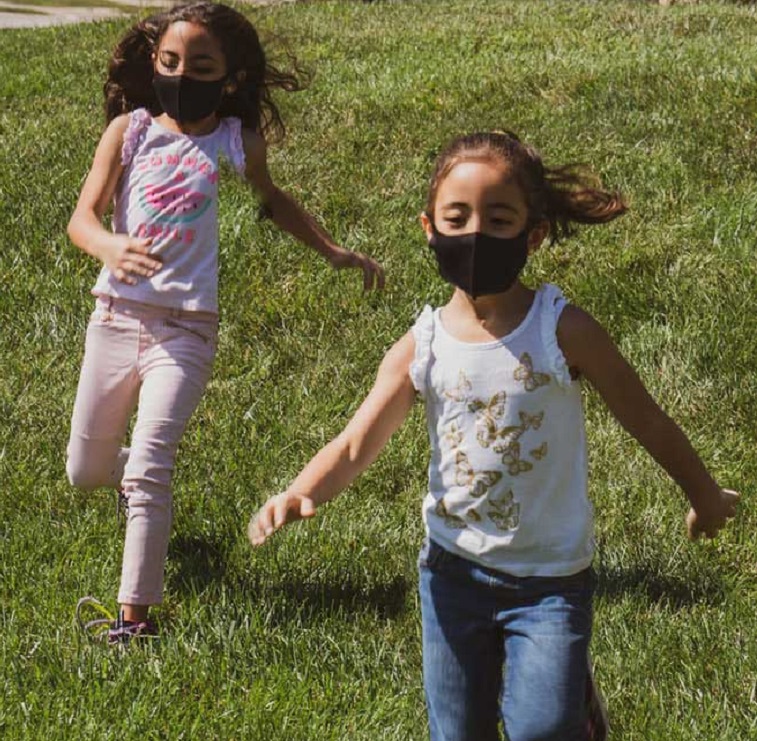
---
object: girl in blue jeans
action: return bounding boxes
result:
[249,131,739,741]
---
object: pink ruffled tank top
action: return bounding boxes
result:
[92,109,246,313]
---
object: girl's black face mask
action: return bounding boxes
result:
[428,223,529,298]
[152,72,226,123]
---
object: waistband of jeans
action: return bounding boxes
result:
[96,295,219,323]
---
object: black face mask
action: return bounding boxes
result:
[428,224,529,299]
[152,72,226,123]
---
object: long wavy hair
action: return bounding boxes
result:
[426,131,627,244]
[104,1,304,141]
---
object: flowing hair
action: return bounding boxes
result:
[426,131,627,243]
[104,1,305,141]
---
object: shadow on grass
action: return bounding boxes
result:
[166,532,410,623]
[248,576,410,625]
[594,563,726,608]
[167,533,227,593]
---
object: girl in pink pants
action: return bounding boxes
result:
[68,1,383,645]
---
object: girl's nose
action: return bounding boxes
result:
[468,215,482,233]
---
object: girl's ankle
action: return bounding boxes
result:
[120,604,149,622]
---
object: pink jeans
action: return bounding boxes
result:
[67,296,218,606]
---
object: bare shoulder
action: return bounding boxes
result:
[557,303,605,341]
[103,113,131,142]
[370,331,417,391]
[240,128,266,162]
[239,128,272,189]
[382,330,416,372]
[557,303,617,371]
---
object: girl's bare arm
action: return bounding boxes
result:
[67,115,161,284]
[249,331,416,544]
[241,129,384,291]
[558,305,738,538]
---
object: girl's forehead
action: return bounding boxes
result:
[437,160,523,203]
[158,21,223,55]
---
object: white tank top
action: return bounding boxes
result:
[92,108,246,313]
[409,284,593,577]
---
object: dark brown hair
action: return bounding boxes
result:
[104,1,304,141]
[426,131,627,243]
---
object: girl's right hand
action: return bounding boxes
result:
[686,488,740,540]
[102,236,161,285]
[248,492,317,546]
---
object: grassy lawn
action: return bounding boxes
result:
[0,0,755,738]
[0,0,139,9]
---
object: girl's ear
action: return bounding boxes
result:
[224,69,245,95]
[420,211,434,240]
[527,220,549,254]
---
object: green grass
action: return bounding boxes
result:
[1,0,756,738]
[2,0,140,9]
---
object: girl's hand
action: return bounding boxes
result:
[248,492,316,546]
[328,247,385,291]
[102,236,161,285]
[686,488,740,540]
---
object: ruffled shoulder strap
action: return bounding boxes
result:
[538,283,573,388]
[120,108,152,167]
[221,117,246,175]
[409,305,435,396]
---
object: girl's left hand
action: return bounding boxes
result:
[329,247,385,291]
[686,488,740,539]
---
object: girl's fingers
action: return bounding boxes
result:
[362,258,384,292]
[273,496,292,529]
[129,238,153,254]
[248,496,316,547]
[114,268,137,285]
[255,505,275,538]
[247,517,264,546]
[299,497,316,518]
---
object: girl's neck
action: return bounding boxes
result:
[154,112,221,136]
[442,282,535,343]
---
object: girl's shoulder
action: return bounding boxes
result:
[408,306,435,396]
[117,108,152,167]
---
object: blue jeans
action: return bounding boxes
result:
[419,539,594,741]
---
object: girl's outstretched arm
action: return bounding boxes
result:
[241,129,385,291]
[67,115,162,285]
[248,331,416,545]
[558,306,739,539]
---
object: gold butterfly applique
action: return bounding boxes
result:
[493,440,533,476]
[469,391,507,448]
[530,442,548,460]
[518,410,544,431]
[454,450,503,497]
[443,370,473,402]
[443,423,464,450]
[513,353,551,392]
[434,498,467,529]
[487,490,521,531]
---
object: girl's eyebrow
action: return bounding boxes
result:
[487,203,519,213]
[159,50,219,62]
[441,202,518,213]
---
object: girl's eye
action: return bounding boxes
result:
[444,217,465,228]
